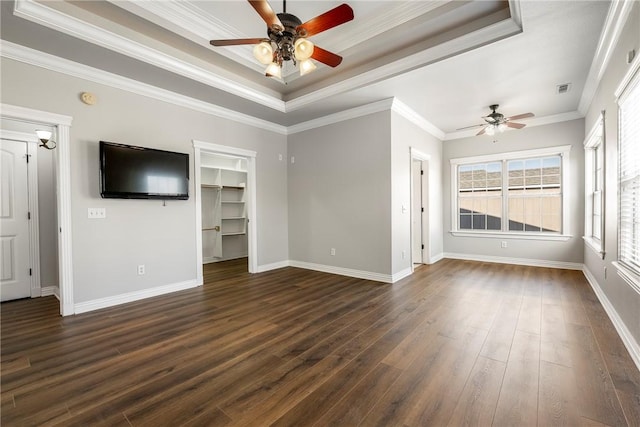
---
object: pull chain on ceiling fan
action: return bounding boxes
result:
[210,0,354,79]
[457,104,535,136]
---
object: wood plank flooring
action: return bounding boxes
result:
[2,258,640,426]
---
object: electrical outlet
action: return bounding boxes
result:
[501,241,507,248]
[330,248,336,256]
[278,154,283,161]
[291,156,295,164]
[137,265,145,275]
[88,208,106,219]
[402,250,406,259]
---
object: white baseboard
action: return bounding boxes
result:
[74,279,199,315]
[392,267,413,283]
[289,260,393,283]
[443,253,583,270]
[41,286,57,297]
[429,253,445,264]
[256,260,290,272]
[583,267,640,372]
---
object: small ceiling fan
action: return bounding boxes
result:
[210,0,354,79]
[458,104,535,136]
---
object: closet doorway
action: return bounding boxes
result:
[193,141,257,285]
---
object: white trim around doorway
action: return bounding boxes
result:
[410,147,431,271]
[0,104,74,316]
[192,140,258,285]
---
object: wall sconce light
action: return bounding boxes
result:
[35,130,56,150]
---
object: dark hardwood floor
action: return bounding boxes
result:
[2,258,639,426]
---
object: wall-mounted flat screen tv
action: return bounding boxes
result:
[100,141,189,200]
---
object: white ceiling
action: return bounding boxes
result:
[1,0,611,138]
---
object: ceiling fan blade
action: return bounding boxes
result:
[248,0,283,30]
[506,122,526,129]
[311,45,343,67]
[506,112,534,121]
[210,38,265,46]
[297,4,354,37]
[456,123,486,131]
[476,127,487,136]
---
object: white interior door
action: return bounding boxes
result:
[1,139,31,301]
[412,159,424,263]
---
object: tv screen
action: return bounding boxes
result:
[100,141,189,200]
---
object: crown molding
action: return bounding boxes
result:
[0,41,287,135]
[578,0,635,114]
[287,98,395,135]
[3,39,586,144]
[108,0,265,75]
[285,12,521,112]
[391,99,445,140]
[13,0,285,112]
[443,111,583,141]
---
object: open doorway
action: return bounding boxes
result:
[410,148,430,269]
[193,140,257,285]
[0,104,73,315]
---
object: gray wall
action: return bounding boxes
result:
[583,2,640,347]
[391,112,443,273]
[288,112,392,275]
[442,119,585,265]
[1,58,288,303]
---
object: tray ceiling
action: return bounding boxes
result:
[1,0,611,136]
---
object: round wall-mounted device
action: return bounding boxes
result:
[80,92,97,105]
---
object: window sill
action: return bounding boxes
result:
[449,231,572,241]
[612,262,640,295]
[583,236,605,259]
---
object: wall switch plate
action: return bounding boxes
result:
[137,265,145,275]
[88,208,106,219]
[278,154,283,161]
[291,156,295,164]
[330,248,336,256]
[402,251,406,259]
[501,241,507,248]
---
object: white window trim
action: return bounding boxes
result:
[583,111,606,259]
[450,145,572,240]
[613,56,640,290]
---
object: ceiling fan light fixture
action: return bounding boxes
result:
[299,59,317,76]
[485,125,496,136]
[294,38,314,61]
[265,61,282,78]
[253,41,273,64]
[498,123,507,132]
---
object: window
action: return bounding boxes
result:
[616,66,640,282]
[451,145,571,240]
[584,113,605,257]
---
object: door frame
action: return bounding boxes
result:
[410,147,430,269]
[193,140,257,284]
[0,130,42,298]
[1,104,74,316]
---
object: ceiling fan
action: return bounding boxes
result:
[210,0,354,79]
[458,104,535,136]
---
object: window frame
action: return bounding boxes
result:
[613,59,640,293]
[583,112,606,258]
[450,145,572,241]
